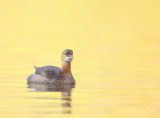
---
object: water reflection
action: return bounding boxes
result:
[27,82,75,114]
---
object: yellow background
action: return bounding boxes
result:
[0,0,160,118]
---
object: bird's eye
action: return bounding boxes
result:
[66,52,70,56]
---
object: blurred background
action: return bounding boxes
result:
[0,0,160,118]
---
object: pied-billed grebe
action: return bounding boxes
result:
[27,49,75,84]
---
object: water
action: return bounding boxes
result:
[0,68,160,118]
[0,0,160,118]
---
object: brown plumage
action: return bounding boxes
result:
[27,49,75,84]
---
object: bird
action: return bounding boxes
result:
[27,49,75,84]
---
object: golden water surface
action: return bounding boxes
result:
[0,0,160,118]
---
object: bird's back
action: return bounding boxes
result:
[35,66,62,80]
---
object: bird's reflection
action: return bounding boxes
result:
[27,82,75,114]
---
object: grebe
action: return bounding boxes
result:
[27,49,75,84]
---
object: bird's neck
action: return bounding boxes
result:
[62,61,71,74]
[62,61,75,82]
